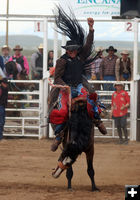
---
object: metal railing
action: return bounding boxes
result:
[3,80,44,139]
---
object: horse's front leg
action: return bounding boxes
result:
[85,145,99,192]
[66,166,73,190]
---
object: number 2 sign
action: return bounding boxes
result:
[125,22,134,32]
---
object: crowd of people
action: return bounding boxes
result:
[0,43,133,86]
[84,46,133,91]
[0,44,54,80]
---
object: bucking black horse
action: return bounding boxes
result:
[52,98,99,192]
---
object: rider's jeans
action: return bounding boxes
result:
[55,123,66,141]
[71,83,83,98]
[0,106,5,140]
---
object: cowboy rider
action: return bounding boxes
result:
[48,14,107,152]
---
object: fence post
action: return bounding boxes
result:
[130,19,139,141]
[22,118,24,136]
[42,18,48,138]
[61,35,66,55]
[39,80,44,139]
[53,23,58,66]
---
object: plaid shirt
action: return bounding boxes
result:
[100,55,118,77]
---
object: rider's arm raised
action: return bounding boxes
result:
[79,18,94,61]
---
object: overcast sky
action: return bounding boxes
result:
[0,0,138,42]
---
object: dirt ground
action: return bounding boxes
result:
[0,138,140,200]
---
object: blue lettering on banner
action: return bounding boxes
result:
[77,0,120,4]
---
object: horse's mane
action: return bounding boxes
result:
[5,61,28,80]
[5,61,18,79]
[5,61,17,71]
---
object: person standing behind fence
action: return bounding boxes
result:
[110,82,130,145]
[93,47,104,90]
[48,50,54,71]
[0,77,8,141]
[31,44,43,80]
[0,54,5,71]
[0,52,5,78]
[100,46,118,91]
[115,50,133,82]
[9,45,29,75]
[1,45,11,65]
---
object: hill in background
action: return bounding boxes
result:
[0,35,138,50]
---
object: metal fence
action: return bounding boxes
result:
[3,80,44,139]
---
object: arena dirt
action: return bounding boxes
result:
[0,138,139,200]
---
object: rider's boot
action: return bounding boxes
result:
[51,135,62,152]
[51,123,66,152]
[94,120,107,135]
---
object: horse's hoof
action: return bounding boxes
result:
[92,187,100,192]
[67,188,73,192]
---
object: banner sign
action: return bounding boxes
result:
[59,0,120,19]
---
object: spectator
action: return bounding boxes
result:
[0,77,8,141]
[1,45,11,64]
[48,50,54,70]
[9,45,29,75]
[0,52,5,78]
[100,46,118,91]
[31,44,43,80]
[0,54,5,71]
[93,47,104,90]
[110,82,130,144]
[115,50,133,81]
[83,47,104,81]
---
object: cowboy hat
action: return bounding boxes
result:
[13,45,23,51]
[95,46,104,52]
[121,50,129,55]
[2,45,10,51]
[61,40,81,51]
[113,81,124,87]
[38,43,43,49]
[106,46,117,53]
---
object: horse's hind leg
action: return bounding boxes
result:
[66,166,73,190]
[85,145,99,192]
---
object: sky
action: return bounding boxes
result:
[0,0,138,42]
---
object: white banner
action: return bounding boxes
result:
[59,0,120,19]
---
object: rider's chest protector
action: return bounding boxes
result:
[62,54,84,86]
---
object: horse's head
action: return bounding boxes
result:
[5,61,18,79]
